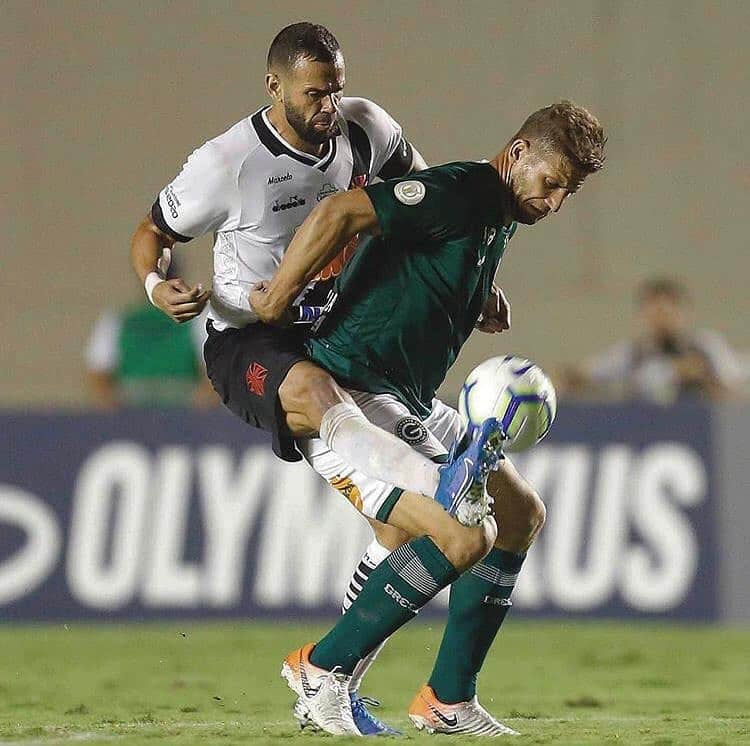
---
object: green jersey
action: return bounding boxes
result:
[307,161,516,418]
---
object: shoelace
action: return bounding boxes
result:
[357,695,381,708]
[318,667,355,727]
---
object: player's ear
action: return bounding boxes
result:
[266,72,283,102]
[509,139,530,163]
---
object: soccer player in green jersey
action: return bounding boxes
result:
[251,101,606,736]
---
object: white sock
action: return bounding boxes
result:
[342,540,392,695]
[319,402,439,497]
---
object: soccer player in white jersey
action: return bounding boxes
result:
[130,22,507,736]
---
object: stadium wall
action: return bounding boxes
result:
[2,404,747,623]
[3,1,749,407]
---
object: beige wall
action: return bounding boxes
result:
[3,0,748,407]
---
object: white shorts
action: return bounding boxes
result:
[298,390,463,522]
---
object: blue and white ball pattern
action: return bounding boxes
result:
[459,355,557,452]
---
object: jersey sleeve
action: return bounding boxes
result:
[363,167,470,246]
[341,97,405,178]
[152,142,236,242]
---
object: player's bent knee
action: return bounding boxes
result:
[437,518,496,572]
[520,490,546,542]
[372,520,412,551]
[532,493,546,534]
[278,361,349,432]
[496,489,546,550]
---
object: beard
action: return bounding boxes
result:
[284,101,340,146]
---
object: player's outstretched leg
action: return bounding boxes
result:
[281,361,443,497]
[293,537,402,736]
[409,460,545,736]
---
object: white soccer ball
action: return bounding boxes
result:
[458,355,557,453]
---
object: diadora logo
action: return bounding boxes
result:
[164,185,180,219]
[268,172,292,185]
[316,182,338,202]
[384,583,419,613]
[395,417,428,446]
[245,362,268,396]
[272,194,306,212]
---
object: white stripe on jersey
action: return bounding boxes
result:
[155,98,404,331]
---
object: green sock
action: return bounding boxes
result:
[310,536,460,675]
[428,547,525,703]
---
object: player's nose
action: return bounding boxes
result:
[546,189,567,213]
[320,94,336,114]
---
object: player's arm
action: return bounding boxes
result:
[250,190,379,325]
[378,137,428,177]
[131,143,233,322]
[130,214,210,323]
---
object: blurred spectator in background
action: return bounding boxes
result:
[85,254,217,409]
[558,277,743,404]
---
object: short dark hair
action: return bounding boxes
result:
[637,277,689,305]
[516,101,606,175]
[267,22,341,72]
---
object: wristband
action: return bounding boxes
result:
[144,272,163,305]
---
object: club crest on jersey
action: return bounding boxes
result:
[394,180,425,205]
[350,173,368,188]
[483,226,497,245]
[316,182,338,202]
[395,416,428,445]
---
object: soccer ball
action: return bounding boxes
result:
[458,355,557,453]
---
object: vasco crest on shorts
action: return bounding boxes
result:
[395,416,429,445]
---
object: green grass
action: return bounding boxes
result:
[1,620,749,744]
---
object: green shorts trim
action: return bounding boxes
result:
[376,487,404,523]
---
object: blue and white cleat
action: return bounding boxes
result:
[295,693,401,736]
[350,693,402,736]
[434,418,505,526]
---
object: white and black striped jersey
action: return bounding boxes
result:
[152,97,415,330]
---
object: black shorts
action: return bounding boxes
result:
[204,320,307,462]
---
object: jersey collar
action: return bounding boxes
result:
[251,107,337,172]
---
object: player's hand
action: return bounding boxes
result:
[249,281,293,327]
[476,285,510,333]
[152,278,211,323]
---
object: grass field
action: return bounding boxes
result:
[1,620,748,745]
